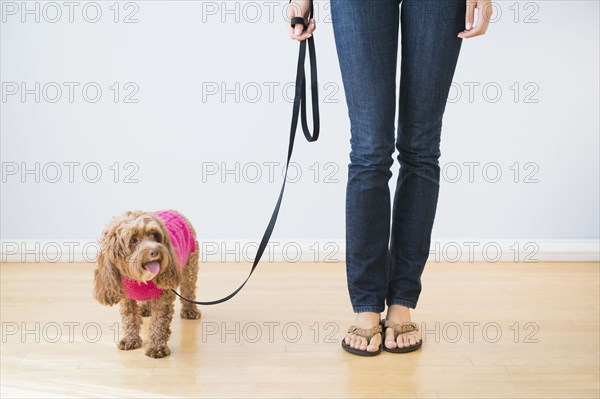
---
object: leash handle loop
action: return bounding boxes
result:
[290,16,307,31]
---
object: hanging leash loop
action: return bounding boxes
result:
[172,15,319,305]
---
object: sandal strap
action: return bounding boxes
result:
[347,324,383,340]
[384,320,419,335]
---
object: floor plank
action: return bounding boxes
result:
[1,261,599,398]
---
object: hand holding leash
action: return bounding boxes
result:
[288,0,315,41]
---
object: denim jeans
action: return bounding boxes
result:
[331,0,465,313]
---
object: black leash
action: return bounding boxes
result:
[172,14,319,305]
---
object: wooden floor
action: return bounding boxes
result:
[1,261,599,398]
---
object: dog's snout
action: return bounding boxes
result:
[150,248,159,257]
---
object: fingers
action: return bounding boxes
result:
[458,0,492,39]
[288,18,316,42]
[458,25,483,39]
[465,0,476,30]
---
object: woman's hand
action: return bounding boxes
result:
[287,0,316,41]
[458,0,492,38]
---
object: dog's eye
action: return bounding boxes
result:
[130,236,138,244]
[153,233,162,242]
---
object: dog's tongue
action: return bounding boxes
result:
[143,261,160,275]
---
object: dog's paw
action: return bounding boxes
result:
[145,344,171,358]
[180,306,201,320]
[117,336,142,351]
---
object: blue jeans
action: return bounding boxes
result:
[331,0,465,313]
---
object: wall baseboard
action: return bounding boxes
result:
[1,239,598,264]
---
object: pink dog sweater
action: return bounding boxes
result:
[122,210,196,301]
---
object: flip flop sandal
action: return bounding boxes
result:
[382,319,423,353]
[341,322,383,357]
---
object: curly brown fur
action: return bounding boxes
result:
[145,290,176,358]
[118,298,142,350]
[140,302,151,317]
[179,248,201,320]
[172,212,201,320]
[93,210,201,358]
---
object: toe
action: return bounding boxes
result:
[349,336,356,348]
[347,334,355,347]
[367,333,381,352]
[410,335,419,345]
[397,334,405,348]
[355,339,363,350]
[344,334,352,345]
[384,329,397,349]
[356,337,367,350]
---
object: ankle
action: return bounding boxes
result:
[388,304,410,311]
[355,311,381,325]
[386,305,412,320]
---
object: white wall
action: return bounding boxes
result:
[1,1,598,261]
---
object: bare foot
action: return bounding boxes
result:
[384,305,421,349]
[343,312,382,353]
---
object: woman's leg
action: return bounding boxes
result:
[386,0,466,348]
[330,0,401,352]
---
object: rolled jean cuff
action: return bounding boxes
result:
[352,306,385,314]
[387,298,417,309]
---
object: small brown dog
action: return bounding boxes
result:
[93,210,201,358]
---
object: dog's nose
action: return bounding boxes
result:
[150,248,159,257]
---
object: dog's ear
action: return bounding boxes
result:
[153,220,181,290]
[93,218,124,306]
